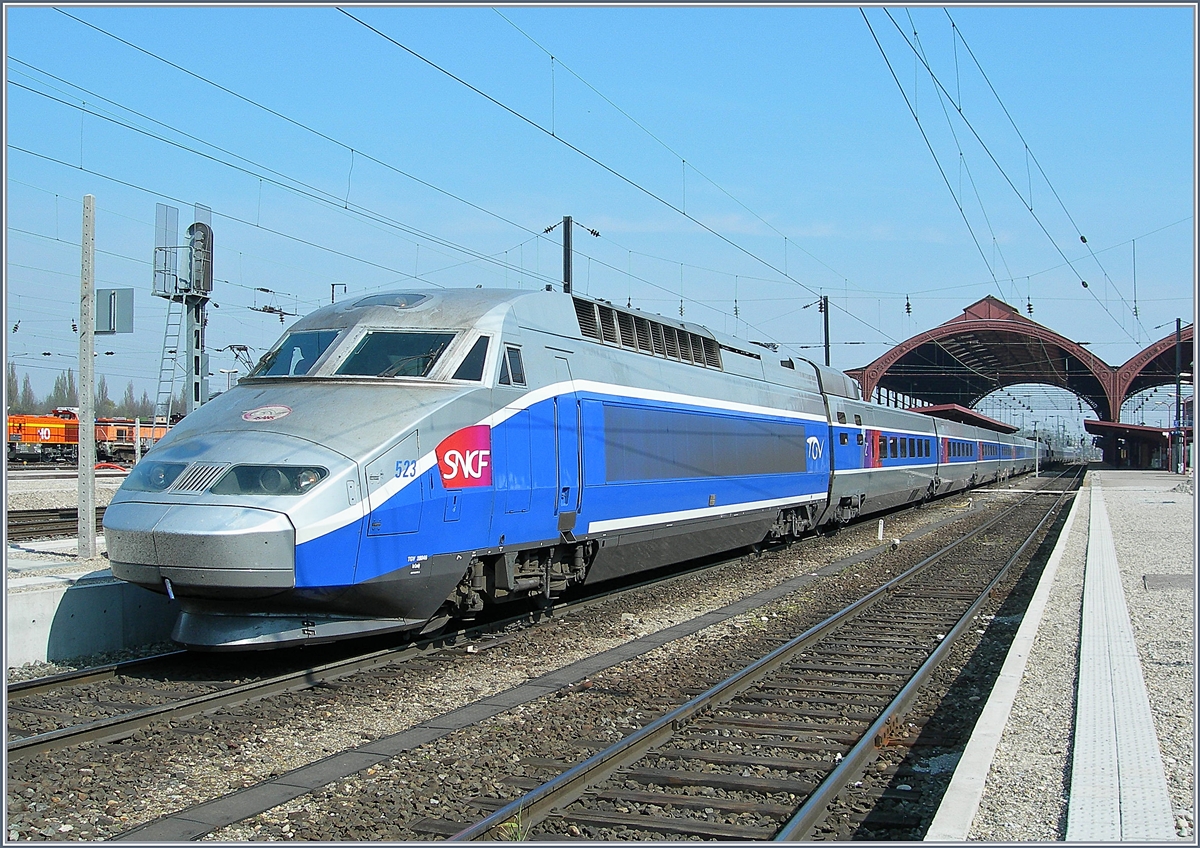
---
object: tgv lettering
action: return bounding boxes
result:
[442,449,491,479]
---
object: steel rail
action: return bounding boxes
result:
[448,467,1080,841]
[7,507,107,541]
[5,637,453,760]
[5,537,774,761]
[6,651,188,699]
[772,466,1081,840]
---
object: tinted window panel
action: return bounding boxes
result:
[603,404,806,481]
[452,337,489,381]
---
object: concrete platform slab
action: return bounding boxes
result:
[6,552,177,669]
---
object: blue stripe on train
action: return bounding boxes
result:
[295,390,833,587]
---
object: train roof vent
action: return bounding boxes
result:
[571,297,723,371]
[169,462,232,493]
[663,325,680,359]
[650,322,667,356]
[677,330,694,363]
[616,311,637,349]
[633,316,653,353]
[597,304,618,345]
[573,298,600,340]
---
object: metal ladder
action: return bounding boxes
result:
[153,297,185,428]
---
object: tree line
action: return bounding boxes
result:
[6,364,186,420]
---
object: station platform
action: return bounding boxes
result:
[5,536,175,669]
[927,468,1194,841]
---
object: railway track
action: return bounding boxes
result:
[445,469,1081,841]
[7,507,107,542]
[6,538,788,762]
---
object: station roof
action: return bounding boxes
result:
[847,296,1193,422]
[1082,419,1191,444]
[909,403,1019,434]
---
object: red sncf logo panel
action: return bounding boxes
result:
[436,425,492,488]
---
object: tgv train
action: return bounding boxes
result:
[104,288,1045,649]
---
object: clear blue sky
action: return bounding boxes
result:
[4,4,1195,432]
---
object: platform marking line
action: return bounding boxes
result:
[924,487,1083,841]
[1066,479,1176,842]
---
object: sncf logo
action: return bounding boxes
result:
[436,425,492,488]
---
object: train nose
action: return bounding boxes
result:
[105,502,294,599]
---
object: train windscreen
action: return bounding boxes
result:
[249,330,340,377]
[335,331,456,378]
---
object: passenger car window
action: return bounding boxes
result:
[839,432,849,445]
[836,411,847,424]
[452,337,489,381]
[854,414,862,426]
[335,331,455,377]
[889,437,898,458]
[249,330,340,377]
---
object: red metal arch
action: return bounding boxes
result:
[1115,324,1194,410]
[848,297,1119,419]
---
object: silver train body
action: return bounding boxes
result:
[105,288,1047,649]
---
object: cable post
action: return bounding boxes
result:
[823,295,830,367]
[562,215,572,294]
[78,194,97,559]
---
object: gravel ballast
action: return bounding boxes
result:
[7,492,987,841]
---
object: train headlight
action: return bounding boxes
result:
[211,465,328,496]
[296,468,322,493]
[123,461,187,492]
[258,467,291,494]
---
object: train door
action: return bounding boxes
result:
[553,356,582,534]
[363,430,424,536]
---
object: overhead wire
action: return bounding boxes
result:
[12,36,767,340]
[335,9,885,334]
[878,9,1143,345]
[337,4,1011,392]
[906,9,1019,303]
[944,8,1148,339]
[491,8,864,297]
[862,10,1007,301]
[51,9,538,239]
[6,77,551,291]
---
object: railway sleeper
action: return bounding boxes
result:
[553,809,776,841]
[620,766,818,796]
[648,747,835,773]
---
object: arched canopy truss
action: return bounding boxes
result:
[1117,324,1194,403]
[847,297,1191,422]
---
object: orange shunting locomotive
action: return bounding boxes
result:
[8,408,167,464]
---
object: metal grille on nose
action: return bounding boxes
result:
[168,462,232,492]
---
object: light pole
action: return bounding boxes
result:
[1174,319,1182,473]
[219,368,238,392]
[1034,420,1039,478]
